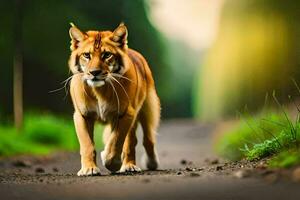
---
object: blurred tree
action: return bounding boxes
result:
[13,0,23,131]
[194,0,300,120]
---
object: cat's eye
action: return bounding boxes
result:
[82,52,91,59]
[102,52,113,60]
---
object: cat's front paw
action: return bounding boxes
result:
[120,163,141,173]
[77,166,101,176]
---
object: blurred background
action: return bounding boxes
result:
[1,0,300,156]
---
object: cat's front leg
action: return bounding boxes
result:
[74,112,100,176]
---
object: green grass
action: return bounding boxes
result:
[0,113,103,157]
[268,149,300,168]
[215,111,300,168]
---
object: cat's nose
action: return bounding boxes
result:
[89,69,103,76]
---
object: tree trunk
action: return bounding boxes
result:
[13,0,23,132]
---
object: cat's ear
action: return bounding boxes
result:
[69,23,86,51]
[69,23,86,42]
[111,22,128,48]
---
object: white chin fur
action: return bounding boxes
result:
[87,79,105,87]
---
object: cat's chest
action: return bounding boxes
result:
[96,100,112,122]
[79,99,114,122]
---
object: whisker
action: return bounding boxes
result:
[108,79,120,116]
[97,75,107,79]
[48,86,66,94]
[49,73,82,99]
[49,76,73,94]
[110,75,130,102]
[60,75,73,84]
[63,76,73,99]
[110,73,133,82]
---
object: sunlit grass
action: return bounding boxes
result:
[0,126,52,156]
[0,113,103,157]
[23,113,78,150]
[268,149,300,168]
[215,112,287,160]
[215,109,300,168]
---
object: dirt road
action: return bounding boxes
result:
[1,120,300,200]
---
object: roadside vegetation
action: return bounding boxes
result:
[0,113,103,157]
[216,93,300,168]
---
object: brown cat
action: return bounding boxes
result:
[68,23,160,176]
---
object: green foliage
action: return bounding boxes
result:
[245,133,285,160]
[0,113,103,157]
[216,109,300,169]
[0,126,52,156]
[23,113,77,150]
[245,139,280,160]
[268,150,300,168]
[215,112,287,160]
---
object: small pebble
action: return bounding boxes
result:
[216,165,223,171]
[189,172,200,177]
[233,170,250,179]
[177,171,183,175]
[180,159,187,165]
[52,167,59,172]
[11,160,31,168]
[35,167,45,173]
[185,167,193,171]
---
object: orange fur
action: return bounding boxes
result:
[68,23,160,175]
